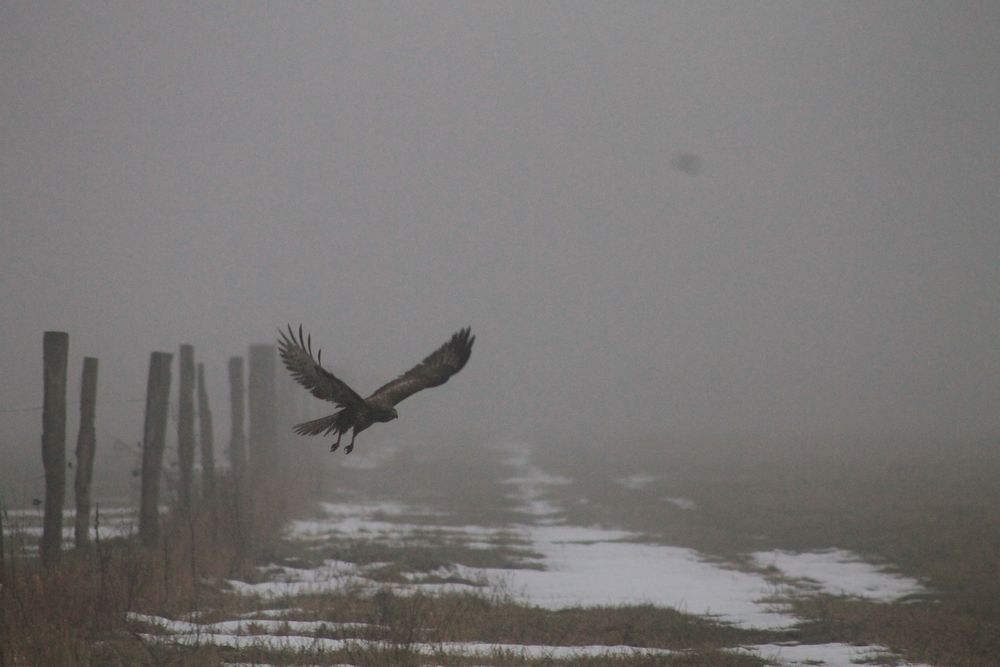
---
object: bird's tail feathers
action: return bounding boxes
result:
[293,409,352,437]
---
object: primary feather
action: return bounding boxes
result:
[368,327,475,408]
[277,325,365,409]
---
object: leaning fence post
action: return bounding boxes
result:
[139,352,173,547]
[177,344,196,513]
[41,331,69,567]
[74,356,99,550]
[197,362,215,500]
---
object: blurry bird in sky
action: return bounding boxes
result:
[670,152,703,176]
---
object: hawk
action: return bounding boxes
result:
[278,325,474,454]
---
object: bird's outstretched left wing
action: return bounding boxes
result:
[368,327,474,408]
[278,325,365,409]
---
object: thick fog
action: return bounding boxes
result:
[2,2,998,459]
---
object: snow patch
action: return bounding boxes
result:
[753,549,924,600]
[617,473,657,489]
[734,641,932,666]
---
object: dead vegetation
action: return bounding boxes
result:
[0,473,302,666]
[534,434,1000,667]
[3,434,998,665]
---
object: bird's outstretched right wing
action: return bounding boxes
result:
[367,327,474,407]
[278,325,365,409]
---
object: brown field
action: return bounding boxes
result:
[533,434,1000,666]
[2,434,999,665]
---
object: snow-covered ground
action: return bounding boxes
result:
[753,548,924,600]
[502,524,798,627]
[136,441,931,666]
[2,502,150,549]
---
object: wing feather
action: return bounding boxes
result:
[368,327,474,408]
[277,325,365,409]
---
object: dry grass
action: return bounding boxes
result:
[534,434,1000,667]
[280,589,783,649]
[792,596,1000,667]
[135,587,775,666]
[0,472,297,666]
[6,433,997,665]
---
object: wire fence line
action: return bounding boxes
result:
[0,398,146,415]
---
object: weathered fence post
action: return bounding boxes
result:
[247,345,277,491]
[139,352,173,547]
[74,357,99,550]
[228,356,247,486]
[197,362,215,500]
[41,331,69,567]
[275,367,297,487]
[1,499,6,586]
[177,344,196,513]
[226,355,249,566]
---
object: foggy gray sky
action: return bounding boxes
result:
[2,2,998,452]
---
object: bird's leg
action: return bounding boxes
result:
[330,432,342,452]
[345,430,357,455]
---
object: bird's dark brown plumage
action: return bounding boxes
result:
[278,325,474,454]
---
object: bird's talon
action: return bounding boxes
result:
[345,444,354,454]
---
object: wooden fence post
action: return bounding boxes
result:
[197,362,215,500]
[247,345,277,492]
[1,498,6,586]
[228,357,247,486]
[41,331,69,567]
[74,357,99,550]
[275,368,297,486]
[177,344,195,513]
[139,352,173,547]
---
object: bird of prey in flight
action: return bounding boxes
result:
[278,325,474,454]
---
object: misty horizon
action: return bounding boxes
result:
[2,3,998,464]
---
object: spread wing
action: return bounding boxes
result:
[368,327,474,408]
[277,325,365,410]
